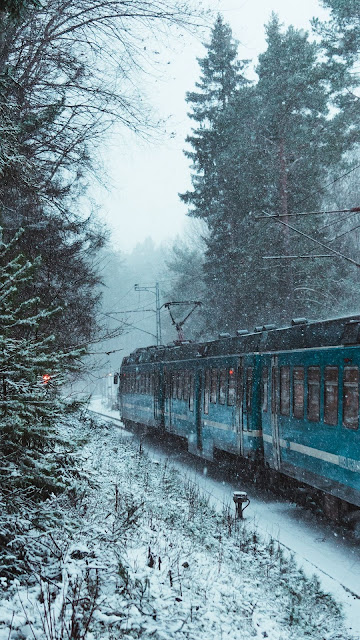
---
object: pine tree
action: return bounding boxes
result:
[180,14,358,335]
[314,0,360,64]
[251,14,356,321]
[180,15,250,333]
[0,229,83,577]
[181,14,248,224]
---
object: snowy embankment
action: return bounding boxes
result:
[0,413,356,640]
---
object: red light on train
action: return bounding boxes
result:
[229,369,234,375]
[42,374,51,384]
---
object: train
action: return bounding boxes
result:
[117,315,360,522]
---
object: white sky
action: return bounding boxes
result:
[97,0,329,253]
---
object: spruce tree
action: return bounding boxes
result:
[181,14,248,224]
[180,15,249,333]
[0,229,83,577]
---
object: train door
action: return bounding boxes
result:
[234,360,244,455]
[195,369,203,451]
[271,356,281,470]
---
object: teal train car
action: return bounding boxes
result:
[119,316,360,518]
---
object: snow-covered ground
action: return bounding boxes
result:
[0,401,358,639]
[89,396,360,636]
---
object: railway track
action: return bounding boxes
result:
[88,409,123,425]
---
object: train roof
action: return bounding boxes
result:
[121,314,360,365]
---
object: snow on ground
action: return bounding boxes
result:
[89,396,360,636]
[0,404,358,639]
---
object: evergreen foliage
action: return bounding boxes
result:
[313,1,360,147]
[181,14,249,224]
[178,14,360,336]
[0,229,84,578]
[315,0,360,63]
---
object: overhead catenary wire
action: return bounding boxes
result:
[256,206,360,219]
[262,254,334,260]
[288,161,360,211]
[328,220,360,243]
[261,211,360,269]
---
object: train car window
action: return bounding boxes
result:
[228,368,236,406]
[262,367,268,412]
[177,371,184,400]
[280,366,290,416]
[343,366,359,430]
[210,369,218,403]
[246,367,253,411]
[204,369,210,414]
[150,372,154,394]
[324,366,338,426]
[293,367,304,418]
[132,373,136,393]
[219,369,227,405]
[189,373,194,412]
[307,366,320,422]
